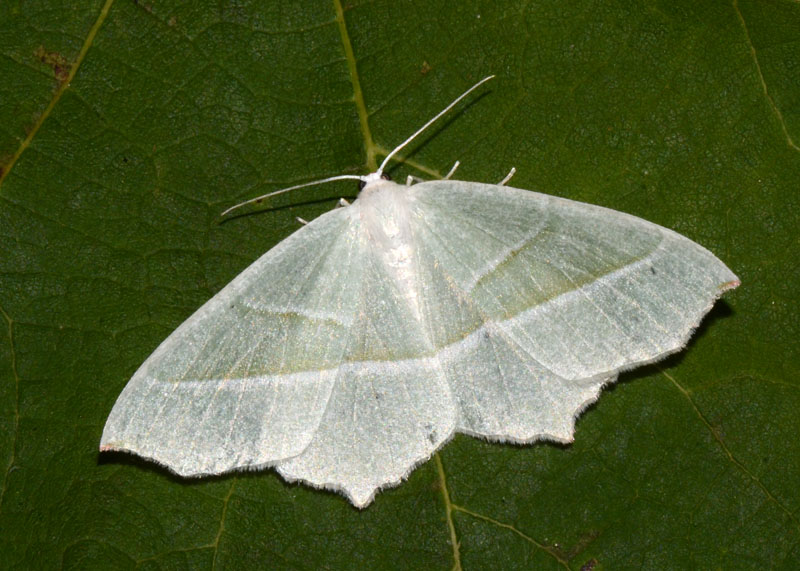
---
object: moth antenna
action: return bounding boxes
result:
[221,75,495,218]
[221,174,364,217]
[377,75,495,176]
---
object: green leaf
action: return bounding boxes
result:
[1,1,798,569]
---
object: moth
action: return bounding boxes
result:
[101,77,739,507]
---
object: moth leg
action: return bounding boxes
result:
[296,216,309,226]
[336,198,351,208]
[405,175,426,186]
[444,160,461,180]
[498,167,516,186]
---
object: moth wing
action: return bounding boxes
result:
[405,180,738,440]
[100,208,365,475]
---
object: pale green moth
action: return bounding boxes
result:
[101,77,739,508]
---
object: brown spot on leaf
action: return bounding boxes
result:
[421,61,432,75]
[565,529,601,559]
[580,558,599,571]
[34,46,71,83]
[132,0,154,13]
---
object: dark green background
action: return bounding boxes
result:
[1,1,798,569]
